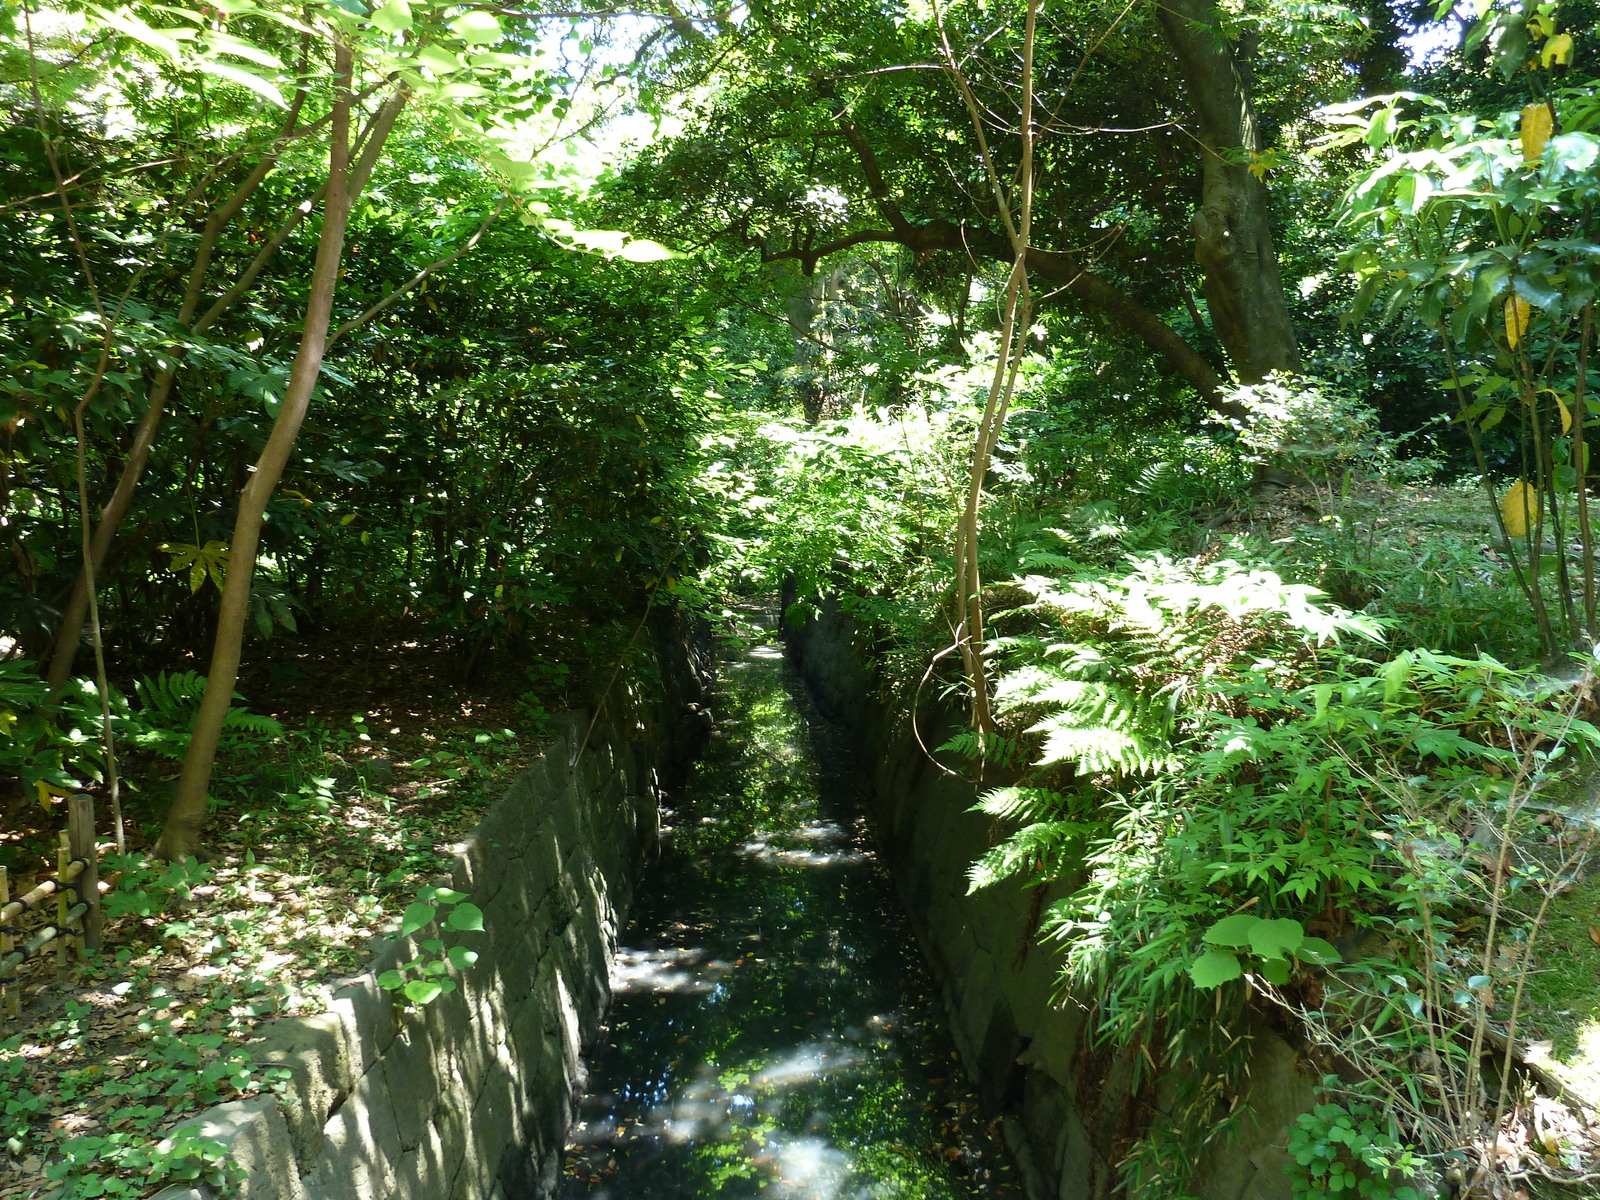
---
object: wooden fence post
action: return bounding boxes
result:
[0,866,12,1023]
[56,832,70,968]
[68,795,102,954]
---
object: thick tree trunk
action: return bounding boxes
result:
[156,58,403,860]
[1155,0,1299,383]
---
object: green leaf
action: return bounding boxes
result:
[1296,937,1343,965]
[416,45,462,74]
[451,10,500,43]
[402,979,444,1004]
[376,969,405,990]
[197,58,285,108]
[1189,949,1243,989]
[370,0,412,32]
[619,239,678,263]
[399,902,436,937]
[1513,274,1563,313]
[443,902,484,932]
[1248,918,1305,960]
[1203,913,1261,948]
[1545,134,1600,178]
[447,945,479,971]
[1259,956,1292,985]
[433,887,468,903]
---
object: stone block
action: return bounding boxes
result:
[327,977,399,1076]
[306,1069,403,1200]
[391,1117,456,1200]
[250,1011,357,1164]
[183,1095,305,1200]
[380,1025,438,1152]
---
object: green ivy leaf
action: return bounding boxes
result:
[443,902,484,932]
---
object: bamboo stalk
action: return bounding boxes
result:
[0,905,91,981]
[68,795,101,953]
[55,832,69,968]
[0,867,13,1022]
[0,860,84,927]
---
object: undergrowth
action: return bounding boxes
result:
[723,368,1600,1196]
[0,708,532,1200]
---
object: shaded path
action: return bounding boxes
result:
[557,612,1021,1200]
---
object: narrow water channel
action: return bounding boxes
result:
[557,614,1022,1200]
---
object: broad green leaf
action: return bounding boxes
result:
[1259,956,1292,985]
[89,6,185,61]
[619,239,677,263]
[433,887,468,903]
[1203,913,1261,948]
[403,979,444,1004]
[1296,937,1342,965]
[1545,134,1600,177]
[376,969,405,990]
[1189,950,1243,989]
[399,901,437,937]
[451,10,500,43]
[1248,918,1305,960]
[1513,275,1562,313]
[417,45,463,74]
[447,946,479,971]
[571,229,628,253]
[370,0,412,33]
[198,59,285,107]
[443,901,484,932]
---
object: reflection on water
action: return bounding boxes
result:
[557,613,1020,1200]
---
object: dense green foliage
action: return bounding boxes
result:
[4,0,1600,1195]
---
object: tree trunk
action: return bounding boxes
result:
[45,90,312,690]
[1154,0,1299,383]
[155,55,398,860]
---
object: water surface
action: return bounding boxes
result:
[558,615,1020,1200]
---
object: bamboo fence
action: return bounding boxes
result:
[1,794,104,1025]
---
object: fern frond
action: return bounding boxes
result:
[967,820,1096,893]
[971,786,1078,823]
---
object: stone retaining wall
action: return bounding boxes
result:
[154,615,709,1200]
[785,598,1311,1200]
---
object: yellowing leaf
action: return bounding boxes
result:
[1558,394,1572,435]
[1542,33,1573,67]
[1501,478,1538,538]
[35,780,69,811]
[1506,295,1531,348]
[1521,103,1554,161]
